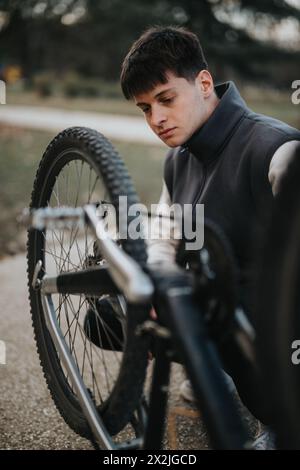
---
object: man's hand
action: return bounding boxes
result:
[150,307,157,320]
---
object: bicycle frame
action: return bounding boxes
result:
[24,204,253,450]
[143,268,252,449]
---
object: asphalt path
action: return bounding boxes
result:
[0,105,163,145]
[0,253,209,450]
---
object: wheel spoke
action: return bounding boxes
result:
[41,157,124,408]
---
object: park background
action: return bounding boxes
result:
[0,0,299,257]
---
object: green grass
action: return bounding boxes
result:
[0,126,165,257]
[244,94,300,129]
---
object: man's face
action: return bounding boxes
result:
[134,71,213,147]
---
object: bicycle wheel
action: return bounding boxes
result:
[27,127,150,441]
[255,145,300,448]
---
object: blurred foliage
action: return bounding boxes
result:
[14,70,123,98]
[0,0,299,88]
[62,72,122,98]
[33,71,56,96]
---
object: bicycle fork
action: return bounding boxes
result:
[144,335,173,449]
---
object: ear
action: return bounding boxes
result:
[195,70,214,97]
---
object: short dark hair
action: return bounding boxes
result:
[120,26,208,100]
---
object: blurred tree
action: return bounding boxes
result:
[0,0,299,87]
[0,0,82,78]
[182,0,300,82]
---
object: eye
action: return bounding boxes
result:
[160,97,174,105]
[141,106,150,114]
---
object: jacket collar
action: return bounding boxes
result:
[184,81,248,165]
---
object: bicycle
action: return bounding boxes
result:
[24,126,278,450]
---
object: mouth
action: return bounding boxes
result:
[159,127,176,138]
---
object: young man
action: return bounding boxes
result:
[120,26,299,271]
[119,25,300,444]
[85,25,300,447]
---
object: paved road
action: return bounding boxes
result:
[0,253,95,449]
[0,105,163,145]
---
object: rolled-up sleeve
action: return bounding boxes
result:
[146,181,181,266]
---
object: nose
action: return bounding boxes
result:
[150,104,167,128]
